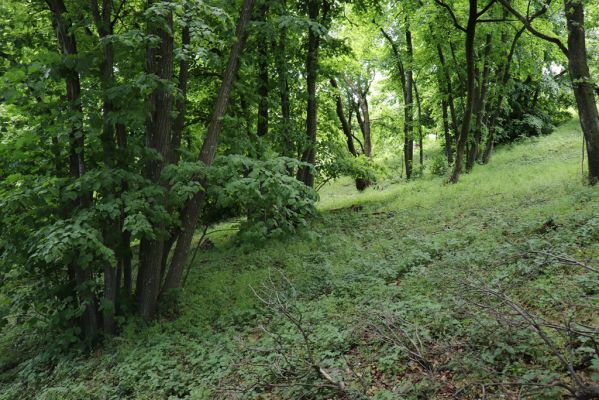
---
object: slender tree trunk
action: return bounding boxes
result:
[257,3,269,138]
[404,23,414,179]
[450,40,467,115]
[354,96,373,158]
[297,0,327,187]
[466,33,492,172]
[136,4,174,319]
[275,13,292,158]
[331,78,357,156]
[482,25,525,164]
[414,79,424,167]
[116,123,132,299]
[170,25,190,165]
[348,79,372,158]
[436,44,459,143]
[162,0,255,293]
[565,0,599,184]
[442,99,453,163]
[379,26,411,179]
[91,0,123,335]
[333,78,369,191]
[449,0,478,184]
[46,0,99,341]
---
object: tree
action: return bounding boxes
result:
[497,0,599,184]
[163,0,255,294]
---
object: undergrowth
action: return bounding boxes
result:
[1,119,598,399]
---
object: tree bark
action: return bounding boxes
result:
[274,9,292,158]
[330,78,357,157]
[482,25,524,164]
[297,0,328,187]
[136,3,174,319]
[170,24,190,165]
[162,0,255,293]
[449,0,478,184]
[414,79,424,167]
[436,43,459,145]
[565,0,599,184]
[441,99,453,163]
[495,0,599,183]
[257,3,269,137]
[466,32,492,172]
[46,0,99,341]
[404,22,414,179]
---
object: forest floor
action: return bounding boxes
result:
[1,118,599,399]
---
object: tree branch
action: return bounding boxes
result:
[476,0,497,19]
[433,0,467,32]
[496,0,568,55]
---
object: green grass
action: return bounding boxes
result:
[1,119,598,399]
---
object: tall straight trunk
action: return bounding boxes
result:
[157,23,191,300]
[449,0,478,184]
[136,4,174,319]
[46,0,99,341]
[171,25,190,165]
[441,99,453,163]
[116,123,132,299]
[436,43,459,142]
[414,79,423,167]
[450,40,467,115]
[297,0,326,187]
[404,23,414,179]
[482,25,524,164]
[162,0,254,293]
[256,3,269,137]
[379,26,410,178]
[348,80,372,158]
[275,12,292,157]
[331,78,357,156]
[466,33,492,172]
[91,0,123,335]
[565,0,599,184]
[359,95,372,157]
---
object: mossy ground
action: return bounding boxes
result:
[1,119,598,399]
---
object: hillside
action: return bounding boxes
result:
[1,119,598,399]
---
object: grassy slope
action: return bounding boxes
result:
[1,119,598,399]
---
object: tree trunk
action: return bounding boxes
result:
[162,0,254,293]
[414,79,424,167]
[348,79,372,158]
[449,0,477,184]
[257,3,269,138]
[170,24,190,165]
[331,78,357,156]
[379,26,411,178]
[297,0,326,187]
[441,100,453,163]
[466,33,492,172]
[274,10,292,158]
[565,0,599,184]
[91,0,124,335]
[404,23,414,179]
[136,4,174,319]
[47,0,99,341]
[436,43,459,144]
[482,26,525,164]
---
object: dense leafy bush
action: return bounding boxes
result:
[208,156,318,242]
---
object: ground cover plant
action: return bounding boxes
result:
[1,0,598,398]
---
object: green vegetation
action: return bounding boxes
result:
[1,0,598,397]
[2,120,597,399]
